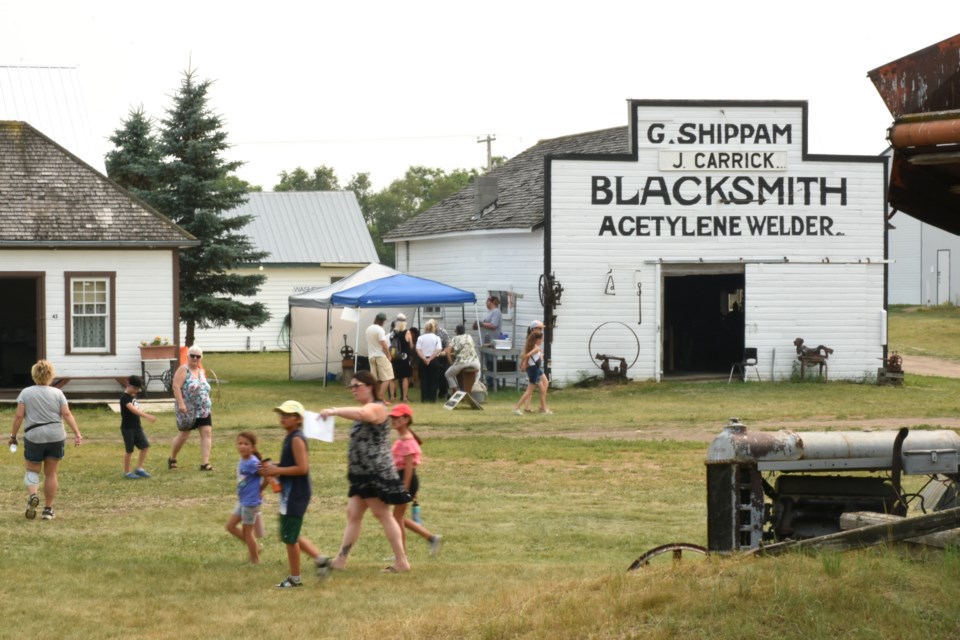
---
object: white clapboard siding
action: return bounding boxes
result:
[184,266,363,352]
[0,248,176,378]
[888,213,922,305]
[397,230,545,333]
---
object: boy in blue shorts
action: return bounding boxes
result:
[120,375,156,479]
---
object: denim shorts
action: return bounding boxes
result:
[233,503,261,526]
[526,364,542,385]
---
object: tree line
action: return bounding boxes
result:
[105,68,501,342]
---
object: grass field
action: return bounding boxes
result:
[2,306,959,639]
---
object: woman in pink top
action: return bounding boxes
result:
[389,404,442,556]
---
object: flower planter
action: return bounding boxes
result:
[140,345,178,360]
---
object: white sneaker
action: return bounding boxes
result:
[512,409,523,416]
[429,535,443,557]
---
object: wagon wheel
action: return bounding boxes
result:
[627,543,708,571]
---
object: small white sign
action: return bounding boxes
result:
[302,410,335,442]
[660,150,787,172]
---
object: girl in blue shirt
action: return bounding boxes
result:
[225,431,263,564]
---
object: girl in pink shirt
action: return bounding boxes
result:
[389,404,442,556]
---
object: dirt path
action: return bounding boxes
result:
[901,355,960,378]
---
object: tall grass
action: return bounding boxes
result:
[0,306,959,639]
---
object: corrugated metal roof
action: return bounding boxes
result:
[0,65,105,174]
[385,127,629,240]
[227,191,379,265]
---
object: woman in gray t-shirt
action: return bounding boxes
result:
[9,360,83,520]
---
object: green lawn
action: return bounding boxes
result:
[1,306,959,639]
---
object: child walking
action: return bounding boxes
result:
[225,431,264,564]
[389,404,442,556]
[120,375,156,479]
[259,400,329,588]
[513,331,550,416]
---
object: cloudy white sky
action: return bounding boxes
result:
[4,1,959,190]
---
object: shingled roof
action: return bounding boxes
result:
[385,126,629,240]
[0,121,196,247]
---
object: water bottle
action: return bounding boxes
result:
[268,476,281,493]
[411,501,422,524]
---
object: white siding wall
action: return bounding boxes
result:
[888,213,922,304]
[745,263,885,380]
[0,249,176,377]
[185,266,361,352]
[397,231,545,337]
[548,103,887,384]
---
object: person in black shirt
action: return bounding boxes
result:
[120,375,156,479]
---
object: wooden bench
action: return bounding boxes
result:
[52,376,129,390]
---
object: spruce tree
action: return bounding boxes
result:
[104,105,162,203]
[125,69,269,346]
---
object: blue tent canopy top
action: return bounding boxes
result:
[330,273,477,307]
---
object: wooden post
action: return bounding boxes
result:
[751,506,960,556]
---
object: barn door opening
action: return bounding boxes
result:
[662,272,744,377]
[0,275,43,389]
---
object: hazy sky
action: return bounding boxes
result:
[4,1,959,190]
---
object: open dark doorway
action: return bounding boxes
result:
[662,273,744,376]
[0,275,43,389]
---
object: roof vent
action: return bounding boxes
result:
[474,176,498,218]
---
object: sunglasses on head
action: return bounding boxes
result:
[348,383,366,389]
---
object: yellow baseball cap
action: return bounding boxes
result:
[273,400,305,417]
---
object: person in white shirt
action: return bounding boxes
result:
[365,312,395,402]
[415,320,444,402]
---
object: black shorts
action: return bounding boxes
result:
[121,427,150,453]
[24,438,65,463]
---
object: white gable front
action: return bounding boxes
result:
[547,101,888,384]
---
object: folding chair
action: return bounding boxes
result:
[728,347,760,383]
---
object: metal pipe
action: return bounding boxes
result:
[888,119,960,148]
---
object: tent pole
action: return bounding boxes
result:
[354,308,362,376]
[323,309,330,387]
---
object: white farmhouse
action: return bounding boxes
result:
[388,100,889,385]
[0,121,197,393]
[184,191,378,352]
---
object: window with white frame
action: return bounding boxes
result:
[422,305,443,318]
[66,273,115,353]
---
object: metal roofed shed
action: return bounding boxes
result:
[185,191,378,352]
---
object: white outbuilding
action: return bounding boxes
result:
[389,100,889,384]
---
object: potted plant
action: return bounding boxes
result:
[139,337,177,360]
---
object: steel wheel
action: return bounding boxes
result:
[627,543,708,571]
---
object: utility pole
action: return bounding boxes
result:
[477,134,496,171]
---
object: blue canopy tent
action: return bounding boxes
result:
[331,274,477,307]
[333,274,480,388]
[289,270,480,384]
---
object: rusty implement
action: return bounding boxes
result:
[868,33,960,118]
[595,353,628,383]
[868,33,960,234]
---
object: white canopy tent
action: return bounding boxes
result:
[288,265,481,382]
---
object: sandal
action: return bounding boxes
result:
[167,458,178,470]
[199,463,214,471]
[382,566,399,573]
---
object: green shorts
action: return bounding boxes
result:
[279,514,304,545]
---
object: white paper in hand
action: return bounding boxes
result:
[303,410,334,442]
